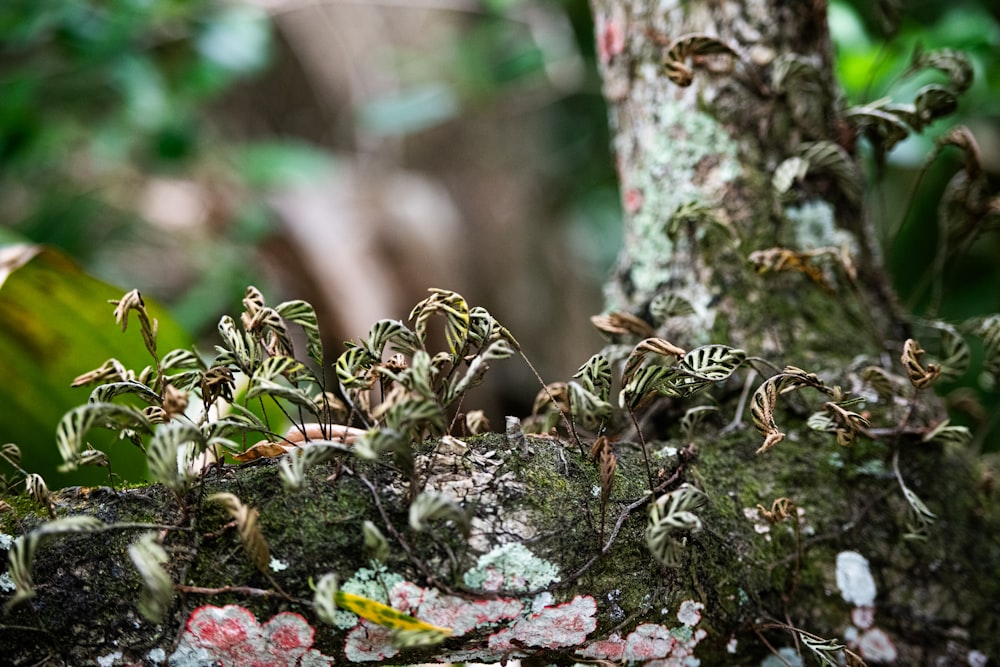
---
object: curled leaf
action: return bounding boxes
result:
[209,493,270,573]
[901,338,941,389]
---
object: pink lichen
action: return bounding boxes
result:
[506,595,598,649]
[857,627,898,663]
[390,580,522,637]
[175,605,331,667]
[576,632,626,661]
[344,622,399,662]
[851,605,876,630]
[624,188,645,214]
[577,601,706,665]
[596,12,626,64]
[624,624,677,661]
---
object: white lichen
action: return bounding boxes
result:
[835,551,876,607]
[97,651,123,667]
[0,572,15,593]
[761,647,803,667]
[269,557,289,572]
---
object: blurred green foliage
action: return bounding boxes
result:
[831,0,1000,449]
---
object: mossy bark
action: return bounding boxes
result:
[2,1,1000,665]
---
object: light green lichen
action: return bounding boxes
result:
[619,99,741,299]
[335,565,406,629]
[462,543,560,592]
[787,200,854,250]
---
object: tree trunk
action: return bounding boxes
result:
[2,2,999,666]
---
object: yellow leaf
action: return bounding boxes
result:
[334,590,452,637]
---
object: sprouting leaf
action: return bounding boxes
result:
[680,405,719,440]
[362,319,420,359]
[844,104,911,156]
[5,536,36,610]
[277,441,352,491]
[353,428,406,461]
[649,293,696,322]
[56,403,152,470]
[246,356,319,413]
[905,46,973,94]
[914,84,958,127]
[663,33,738,87]
[590,312,655,339]
[901,338,941,390]
[922,419,972,447]
[467,306,519,349]
[772,156,809,197]
[646,484,707,567]
[751,376,784,454]
[973,314,1000,381]
[147,422,203,493]
[443,339,515,405]
[336,346,376,390]
[334,589,452,643]
[362,520,390,563]
[622,338,686,388]
[794,141,862,204]
[861,366,903,402]
[128,532,173,623]
[5,516,106,611]
[823,402,870,447]
[215,315,261,375]
[619,364,676,410]
[275,299,325,367]
[71,358,131,387]
[111,289,158,362]
[160,348,204,372]
[567,381,613,430]
[409,288,471,355]
[770,53,823,94]
[88,381,161,406]
[409,491,469,538]
[800,633,847,667]
[1,442,21,464]
[678,344,745,383]
[209,493,271,573]
[930,322,970,383]
[574,354,612,403]
[313,573,340,626]
[24,473,52,516]
[592,436,617,508]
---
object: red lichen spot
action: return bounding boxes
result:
[596,13,626,64]
[176,605,331,667]
[624,188,644,214]
[857,627,898,663]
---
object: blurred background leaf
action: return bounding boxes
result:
[0,244,190,486]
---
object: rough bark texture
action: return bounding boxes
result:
[2,1,1000,666]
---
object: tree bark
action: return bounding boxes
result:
[2,2,999,666]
